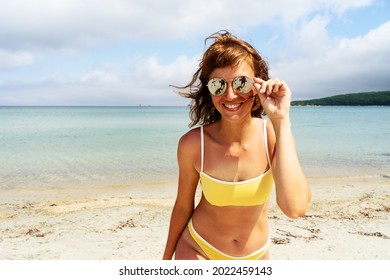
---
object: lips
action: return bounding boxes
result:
[223,103,243,110]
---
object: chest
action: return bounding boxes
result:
[203,140,268,182]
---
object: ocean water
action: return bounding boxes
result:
[0,106,389,191]
[290,106,390,177]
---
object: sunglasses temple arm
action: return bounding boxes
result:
[243,94,256,103]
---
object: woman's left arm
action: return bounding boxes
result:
[254,77,311,218]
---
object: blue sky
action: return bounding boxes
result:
[0,0,389,106]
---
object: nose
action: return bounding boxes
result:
[224,84,239,100]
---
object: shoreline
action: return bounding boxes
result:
[0,174,389,260]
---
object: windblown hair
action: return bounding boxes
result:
[174,30,269,127]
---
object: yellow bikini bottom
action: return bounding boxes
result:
[188,219,270,260]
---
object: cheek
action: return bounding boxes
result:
[210,95,220,105]
[210,96,224,113]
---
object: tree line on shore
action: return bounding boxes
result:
[291,91,390,106]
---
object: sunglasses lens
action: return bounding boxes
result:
[207,78,226,96]
[233,76,253,94]
[207,76,253,96]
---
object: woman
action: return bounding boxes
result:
[163,31,311,260]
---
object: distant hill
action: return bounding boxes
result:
[291,91,390,106]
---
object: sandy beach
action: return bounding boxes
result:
[0,174,389,260]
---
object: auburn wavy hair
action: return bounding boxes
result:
[174,30,269,127]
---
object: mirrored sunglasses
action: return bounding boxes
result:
[206,76,254,96]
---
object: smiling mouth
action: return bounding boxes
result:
[223,103,243,110]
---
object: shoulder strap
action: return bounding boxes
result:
[200,126,204,172]
[263,119,272,167]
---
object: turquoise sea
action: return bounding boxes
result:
[0,106,389,191]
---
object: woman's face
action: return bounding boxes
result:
[208,62,255,122]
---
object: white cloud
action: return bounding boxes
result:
[133,55,198,86]
[272,20,390,98]
[0,0,376,50]
[0,0,387,105]
[0,54,198,106]
[0,49,34,69]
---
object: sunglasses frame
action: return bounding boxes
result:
[206,76,254,96]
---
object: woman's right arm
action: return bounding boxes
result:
[162,130,200,260]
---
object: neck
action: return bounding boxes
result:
[218,115,255,143]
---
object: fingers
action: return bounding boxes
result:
[254,77,286,97]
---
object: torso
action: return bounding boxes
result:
[191,118,275,256]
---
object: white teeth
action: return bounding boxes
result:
[224,103,241,109]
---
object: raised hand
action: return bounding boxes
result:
[253,77,292,121]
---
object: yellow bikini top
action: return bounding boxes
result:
[199,120,274,207]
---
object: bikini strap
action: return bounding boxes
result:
[263,119,272,167]
[200,126,204,172]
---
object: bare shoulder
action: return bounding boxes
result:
[178,127,201,150]
[177,127,201,162]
